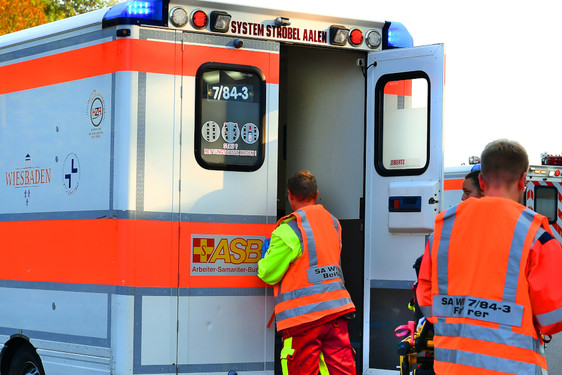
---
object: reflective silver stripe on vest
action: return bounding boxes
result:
[332,214,341,250]
[275,280,348,305]
[427,234,433,253]
[436,348,546,375]
[275,297,353,323]
[435,321,541,352]
[296,209,317,266]
[285,219,303,247]
[503,208,536,303]
[536,305,562,328]
[436,206,457,295]
[294,208,340,270]
[419,305,432,318]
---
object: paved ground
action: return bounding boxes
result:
[546,334,562,373]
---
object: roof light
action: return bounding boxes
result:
[469,155,481,165]
[365,30,382,49]
[191,9,208,29]
[170,7,188,28]
[349,29,363,46]
[541,153,562,165]
[330,25,349,46]
[210,11,231,33]
[103,0,166,27]
[382,21,413,49]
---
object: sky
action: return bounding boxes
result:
[215,0,561,166]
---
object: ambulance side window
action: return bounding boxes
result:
[195,63,266,171]
[534,185,557,224]
[375,72,429,176]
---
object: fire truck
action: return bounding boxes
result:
[0,0,444,374]
[444,154,562,244]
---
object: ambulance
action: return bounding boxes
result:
[0,0,444,374]
[443,154,562,243]
[525,154,562,243]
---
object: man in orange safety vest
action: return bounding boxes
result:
[417,139,562,374]
[258,170,356,375]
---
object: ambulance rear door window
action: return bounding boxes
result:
[195,63,266,171]
[375,72,429,176]
[534,185,557,224]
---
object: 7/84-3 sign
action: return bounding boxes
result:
[208,84,253,102]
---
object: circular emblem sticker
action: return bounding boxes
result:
[202,121,220,142]
[90,97,104,127]
[63,153,80,195]
[222,122,240,143]
[241,123,259,144]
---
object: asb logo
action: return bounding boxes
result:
[192,235,264,275]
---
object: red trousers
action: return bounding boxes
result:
[280,317,356,375]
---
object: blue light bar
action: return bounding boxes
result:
[103,0,167,27]
[382,21,413,49]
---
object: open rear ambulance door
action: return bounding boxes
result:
[363,44,444,373]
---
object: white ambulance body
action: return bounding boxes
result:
[0,1,444,374]
[442,165,473,209]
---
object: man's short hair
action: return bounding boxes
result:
[287,170,318,201]
[480,139,528,184]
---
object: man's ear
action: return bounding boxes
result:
[518,173,527,191]
[478,173,485,192]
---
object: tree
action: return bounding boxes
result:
[44,0,118,22]
[0,0,49,35]
[0,0,117,36]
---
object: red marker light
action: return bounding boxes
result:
[555,170,560,176]
[349,28,363,46]
[192,9,208,29]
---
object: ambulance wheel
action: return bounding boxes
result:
[7,345,45,375]
[400,355,410,375]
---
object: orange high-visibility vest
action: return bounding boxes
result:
[273,204,355,331]
[421,197,551,374]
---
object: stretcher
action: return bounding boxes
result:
[395,317,434,375]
